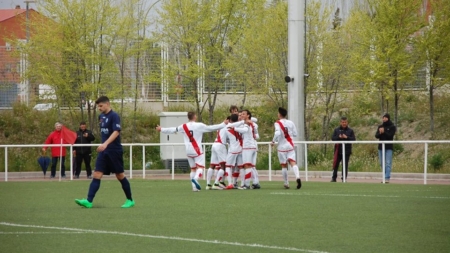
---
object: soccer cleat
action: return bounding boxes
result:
[75,198,93,208]
[238,185,249,190]
[284,184,290,189]
[296,178,302,189]
[212,184,223,190]
[225,184,234,190]
[251,184,261,189]
[233,183,238,189]
[206,184,212,190]
[191,179,201,190]
[121,199,135,208]
[192,188,201,192]
[219,182,227,188]
[330,179,336,182]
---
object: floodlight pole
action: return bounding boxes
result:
[288,0,306,168]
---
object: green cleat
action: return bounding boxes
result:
[121,199,135,208]
[75,198,93,208]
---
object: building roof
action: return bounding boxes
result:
[0,9,27,22]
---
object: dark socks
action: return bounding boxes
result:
[119,177,133,200]
[87,178,101,202]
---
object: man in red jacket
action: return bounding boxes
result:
[42,122,70,178]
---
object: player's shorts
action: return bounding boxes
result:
[226,152,243,167]
[210,143,227,166]
[277,149,296,166]
[188,153,205,169]
[253,149,258,166]
[242,148,256,167]
[95,149,124,175]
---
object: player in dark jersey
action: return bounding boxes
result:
[75,96,134,208]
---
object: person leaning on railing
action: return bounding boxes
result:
[331,116,356,182]
[375,113,397,183]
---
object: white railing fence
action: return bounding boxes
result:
[1,140,449,184]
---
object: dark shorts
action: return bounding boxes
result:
[95,149,124,175]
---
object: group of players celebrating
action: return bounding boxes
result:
[156,106,302,192]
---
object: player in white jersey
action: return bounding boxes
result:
[156,112,228,192]
[228,106,260,189]
[236,110,258,190]
[271,107,302,189]
[206,117,229,190]
[224,113,246,189]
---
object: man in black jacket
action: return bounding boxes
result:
[375,113,396,183]
[74,122,95,179]
[331,117,356,182]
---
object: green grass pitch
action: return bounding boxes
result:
[0,180,449,253]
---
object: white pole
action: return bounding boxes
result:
[268,143,272,181]
[424,143,428,185]
[171,146,175,180]
[70,145,73,181]
[203,145,206,180]
[382,143,385,184]
[59,138,62,182]
[142,145,146,179]
[129,146,133,179]
[5,147,8,182]
[342,143,346,183]
[288,0,306,170]
[304,143,308,181]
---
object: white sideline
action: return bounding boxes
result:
[270,192,450,199]
[0,222,330,253]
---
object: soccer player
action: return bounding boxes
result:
[75,96,134,208]
[156,112,228,192]
[271,107,302,189]
[236,110,258,190]
[206,117,229,190]
[224,114,245,189]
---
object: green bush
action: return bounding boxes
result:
[429,153,445,170]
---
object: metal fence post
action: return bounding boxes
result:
[130,145,133,179]
[4,147,8,182]
[171,145,175,180]
[342,143,346,183]
[268,143,272,181]
[142,145,146,179]
[70,145,73,181]
[424,143,428,185]
[382,143,385,184]
[304,143,308,181]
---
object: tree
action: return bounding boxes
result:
[415,0,450,133]
[156,0,252,126]
[348,0,424,126]
[304,1,352,147]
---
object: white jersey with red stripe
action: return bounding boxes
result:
[240,122,258,149]
[214,127,228,145]
[161,121,226,157]
[273,119,297,152]
[225,127,243,154]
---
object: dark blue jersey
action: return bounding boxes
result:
[98,110,122,150]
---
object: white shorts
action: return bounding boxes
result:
[226,152,243,167]
[210,143,227,166]
[242,149,256,167]
[188,154,205,169]
[277,150,296,166]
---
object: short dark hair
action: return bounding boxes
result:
[278,107,287,117]
[242,109,251,119]
[229,105,238,113]
[340,117,348,121]
[187,112,196,120]
[95,96,110,104]
[80,121,86,125]
[230,114,239,122]
[226,116,231,121]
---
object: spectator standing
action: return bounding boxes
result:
[74,122,95,179]
[42,122,76,178]
[331,117,356,182]
[375,113,397,183]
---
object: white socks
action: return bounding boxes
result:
[282,168,288,185]
[214,169,224,185]
[226,167,233,185]
[206,168,213,185]
[292,165,300,179]
[251,167,259,185]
